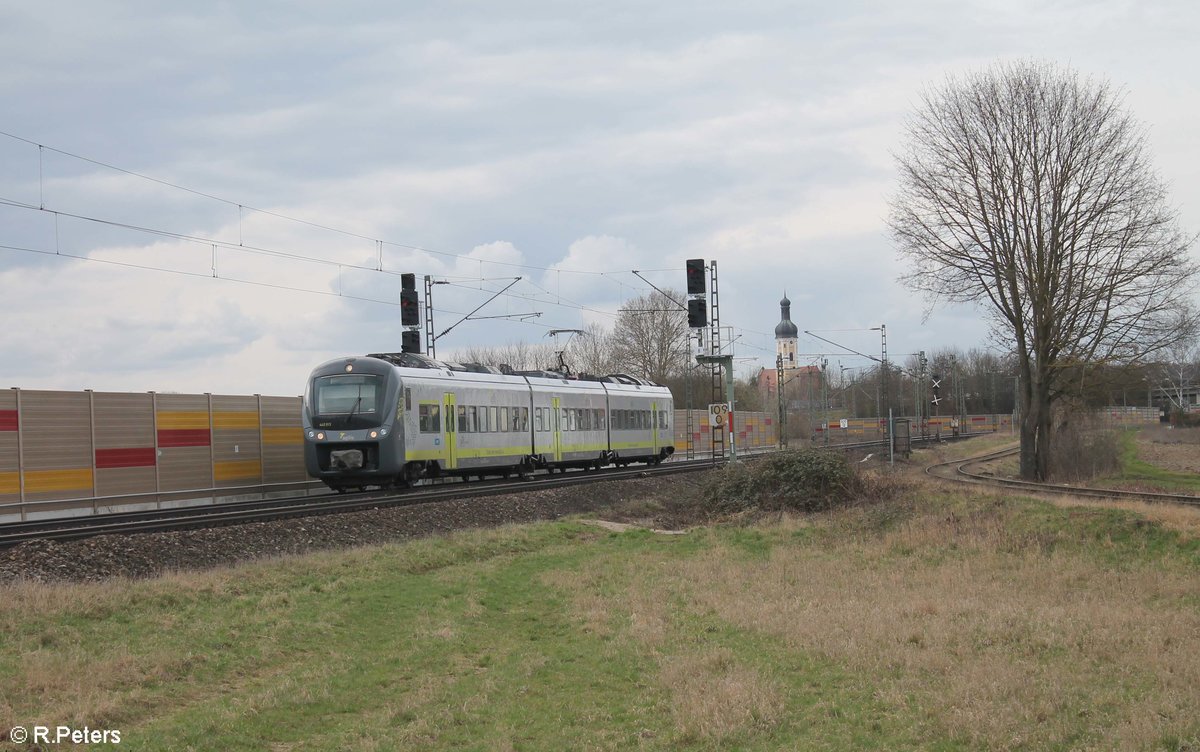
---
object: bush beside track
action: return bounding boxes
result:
[699,449,909,517]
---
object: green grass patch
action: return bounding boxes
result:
[1105,430,1200,492]
[2,489,1199,750]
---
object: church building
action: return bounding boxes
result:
[757,294,822,405]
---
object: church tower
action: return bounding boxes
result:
[775,294,798,368]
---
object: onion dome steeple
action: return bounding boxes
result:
[774,295,798,339]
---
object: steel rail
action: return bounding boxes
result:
[0,461,713,548]
[0,432,992,548]
[926,446,1200,507]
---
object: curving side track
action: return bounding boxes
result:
[926,445,1200,508]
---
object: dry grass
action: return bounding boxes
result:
[1045,492,1200,539]
[547,485,1200,750]
[1142,425,1200,445]
[659,649,784,742]
[684,517,1197,748]
[3,494,1197,749]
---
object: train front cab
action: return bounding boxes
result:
[302,357,406,491]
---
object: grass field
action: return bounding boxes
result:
[1104,429,1200,493]
[2,480,1199,750]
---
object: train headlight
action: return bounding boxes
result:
[369,430,379,439]
[316,432,325,440]
[379,428,388,437]
[306,430,315,439]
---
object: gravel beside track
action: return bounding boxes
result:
[0,473,708,584]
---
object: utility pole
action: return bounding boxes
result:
[697,354,736,462]
[776,354,786,449]
[821,357,828,446]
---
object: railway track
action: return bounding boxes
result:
[0,460,719,548]
[0,433,989,549]
[926,445,1200,507]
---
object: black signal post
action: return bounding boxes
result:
[686,258,706,295]
[400,273,421,352]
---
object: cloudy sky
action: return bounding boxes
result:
[1,1,1197,396]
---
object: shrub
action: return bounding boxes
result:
[700,448,873,516]
[1046,425,1123,482]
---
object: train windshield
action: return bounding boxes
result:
[312,374,383,416]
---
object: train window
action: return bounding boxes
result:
[458,406,468,433]
[405,388,412,412]
[478,406,489,433]
[580,409,590,431]
[535,407,544,432]
[500,407,511,432]
[518,407,529,431]
[489,406,499,433]
[313,374,381,415]
[597,409,606,430]
[659,410,668,430]
[466,406,478,433]
[418,404,440,433]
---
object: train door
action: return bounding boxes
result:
[443,392,458,470]
[651,401,660,455]
[551,396,563,462]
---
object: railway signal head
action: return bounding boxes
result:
[687,298,707,328]
[686,259,706,295]
[400,289,420,326]
[401,272,417,292]
[401,329,421,353]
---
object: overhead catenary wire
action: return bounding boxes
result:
[0,132,791,352]
[0,129,678,277]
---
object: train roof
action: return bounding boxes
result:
[363,353,665,388]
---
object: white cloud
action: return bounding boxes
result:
[1,0,1198,392]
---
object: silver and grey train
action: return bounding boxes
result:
[302,352,675,492]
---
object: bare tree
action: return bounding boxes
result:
[890,60,1197,479]
[1154,328,1200,411]
[449,341,556,371]
[609,289,690,384]
[563,320,615,376]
